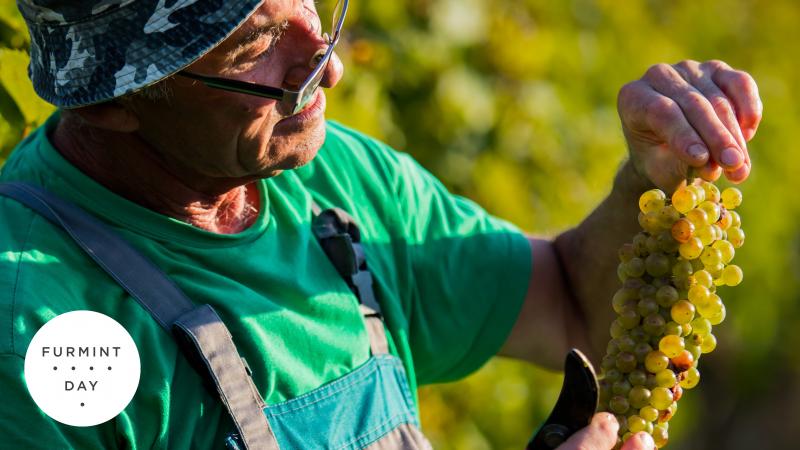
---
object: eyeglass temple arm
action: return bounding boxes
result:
[177,71,287,100]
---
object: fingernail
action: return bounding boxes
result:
[637,432,655,448]
[596,412,616,424]
[720,147,743,168]
[688,144,708,161]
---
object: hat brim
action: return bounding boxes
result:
[21,0,263,108]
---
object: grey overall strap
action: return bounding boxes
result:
[0,182,278,450]
[311,204,389,355]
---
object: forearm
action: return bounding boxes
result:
[553,159,654,364]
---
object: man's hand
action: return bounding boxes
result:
[558,413,655,450]
[500,60,763,372]
[618,60,762,191]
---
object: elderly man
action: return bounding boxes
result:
[0,1,761,449]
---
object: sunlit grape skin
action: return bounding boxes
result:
[721,187,743,210]
[680,367,701,389]
[695,226,715,246]
[688,284,709,305]
[712,240,735,264]
[640,405,659,423]
[687,185,706,203]
[728,227,745,248]
[655,369,677,388]
[685,208,709,228]
[692,270,713,288]
[730,210,742,228]
[650,387,673,410]
[698,201,721,223]
[703,183,721,203]
[640,189,667,214]
[670,218,694,243]
[644,351,670,373]
[670,300,695,325]
[700,247,722,266]
[671,188,696,213]
[658,335,685,358]
[599,182,744,446]
[700,333,717,353]
[722,265,743,286]
[678,237,703,259]
[690,317,711,335]
[717,207,733,230]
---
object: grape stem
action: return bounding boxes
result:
[686,167,697,186]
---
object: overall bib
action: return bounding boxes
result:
[0,182,434,450]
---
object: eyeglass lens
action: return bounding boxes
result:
[291,0,346,114]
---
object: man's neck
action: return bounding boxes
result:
[50,116,261,234]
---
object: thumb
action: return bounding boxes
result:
[558,413,619,450]
[621,432,656,450]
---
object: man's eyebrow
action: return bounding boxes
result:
[234,20,290,51]
[223,20,289,66]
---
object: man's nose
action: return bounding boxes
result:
[281,14,344,90]
[320,51,344,89]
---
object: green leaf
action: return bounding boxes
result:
[0,84,24,160]
[0,3,25,34]
[0,49,54,128]
[0,3,28,49]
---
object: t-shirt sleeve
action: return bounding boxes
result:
[390,153,533,384]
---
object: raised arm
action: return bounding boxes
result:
[500,60,763,368]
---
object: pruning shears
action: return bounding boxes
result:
[527,349,600,450]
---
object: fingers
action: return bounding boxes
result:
[674,61,752,182]
[706,60,759,184]
[620,432,656,450]
[558,413,619,450]
[706,60,763,141]
[697,159,723,183]
[619,59,759,187]
[725,150,751,184]
[642,63,746,173]
[618,81,709,168]
[556,413,655,450]
[674,60,746,148]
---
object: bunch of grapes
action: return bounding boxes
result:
[598,180,745,448]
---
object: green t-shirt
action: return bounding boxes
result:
[0,114,532,449]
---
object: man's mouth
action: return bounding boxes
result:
[277,90,325,126]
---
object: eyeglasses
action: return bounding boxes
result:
[177,0,348,116]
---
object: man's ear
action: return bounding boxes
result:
[69,101,140,133]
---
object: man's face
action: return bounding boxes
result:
[128,0,344,189]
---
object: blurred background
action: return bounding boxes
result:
[1,0,798,449]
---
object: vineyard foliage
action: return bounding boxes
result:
[2,1,800,449]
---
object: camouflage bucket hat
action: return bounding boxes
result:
[17,0,263,108]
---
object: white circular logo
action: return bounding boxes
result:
[24,310,141,427]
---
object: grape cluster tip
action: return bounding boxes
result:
[598,181,745,449]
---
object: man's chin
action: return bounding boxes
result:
[282,142,322,171]
[263,124,326,174]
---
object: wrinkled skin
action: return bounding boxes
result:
[619,59,761,192]
[53,0,343,233]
